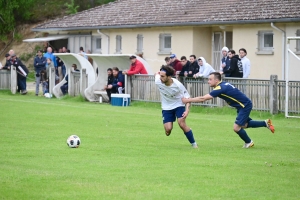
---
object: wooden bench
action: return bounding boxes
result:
[93,90,109,102]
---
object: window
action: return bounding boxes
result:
[137,34,143,53]
[257,31,274,54]
[296,30,300,53]
[158,33,171,54]
[96,38,101,50]
[116,35,122,54]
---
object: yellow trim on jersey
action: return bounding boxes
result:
[221,94,245,108]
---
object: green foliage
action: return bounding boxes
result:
[18,44,42,62]
[14,32,23,43]
[65,0,80,15]
[0,92,299,199]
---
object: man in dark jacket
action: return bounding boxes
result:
[107,67,125,95]
[179,56,191,77]
[2,54,11,70]
[10,54,29,94]
[34,50,46,96]
[103,68,114,102]
[223,50,243,78]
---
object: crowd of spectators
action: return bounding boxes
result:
[164,47,251,80]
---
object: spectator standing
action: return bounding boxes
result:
[179,56,191,77]
[223,50,243,78]
[79,47,88,59]
[194,57,215,78]
[34,50,46,96]
[44,47,57,69]
[169,54,183,74]
[122,55,147,75]
[2,54,11,70]
[220,46,231,77]
[239,48,251,78]
[10,54,29,94]
[103,68,114,103]
[188,55,200,77]
[165,57,171,65]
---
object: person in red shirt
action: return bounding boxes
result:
[122,55,148,75]
[169,54,183,76]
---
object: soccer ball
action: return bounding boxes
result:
[67,135,81,148]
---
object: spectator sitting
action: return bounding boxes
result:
[194,57,215,78]
[103,68,114,103]
[60,64,79,95]
[122,55,147,75]
[107,67,125,94]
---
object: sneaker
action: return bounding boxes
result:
[243,141,254,148]
[192,143,198,148]
[265,119,275,133]
[21,90,27,95]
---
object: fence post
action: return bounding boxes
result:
[10,66,17,94]
[81,69,87,97]
[69,72,74,96]
[49,67,55,94]
[269,75,278,114]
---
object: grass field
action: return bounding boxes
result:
[0,91,299,200]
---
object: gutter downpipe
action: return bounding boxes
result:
[271,22,286,80]
[97,29,110,54]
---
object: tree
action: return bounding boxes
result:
[65,0,79,15]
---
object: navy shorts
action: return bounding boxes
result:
[235,103,252,126]
[162,106,185,124]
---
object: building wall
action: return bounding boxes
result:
[193,27,212,63]
[286,24,300,81]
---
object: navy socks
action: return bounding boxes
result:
[184,130,195,144]
[236,128,251,143]
[247,120,266,128]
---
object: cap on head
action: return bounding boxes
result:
[11,54,16,57]
[129,55,136,59]
[169,54,176,59]
[5,53,10,57]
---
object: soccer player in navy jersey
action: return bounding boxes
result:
[155,65,198,148]
[182,72,275,148]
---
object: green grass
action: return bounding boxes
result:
[0,91,299,200]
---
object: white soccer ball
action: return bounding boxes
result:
[67,135,81,148]
[44,93,53,98]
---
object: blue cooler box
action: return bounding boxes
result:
[111,94,131,106]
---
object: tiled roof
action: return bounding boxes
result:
[33,0,300,30]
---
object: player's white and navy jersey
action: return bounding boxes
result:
[155,74,190,110]
[210,81,252,109]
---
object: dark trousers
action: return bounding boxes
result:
[106,89,112,102]
[17,75,27,91]
[61,84,68,95]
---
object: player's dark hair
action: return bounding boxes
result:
[107,68,112,72]
[160,65,174,77]
[112,67,119,71]
[229,50,236,54]
[190,55,196,59]
[210,72,222,81]
[239,48,247,54]
[180,56,187,61]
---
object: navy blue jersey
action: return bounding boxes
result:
[209,81,251,109]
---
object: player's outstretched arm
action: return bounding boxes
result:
[182,94,213,104]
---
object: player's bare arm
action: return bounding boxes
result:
[182,102,191,118]
[182,94,214,104]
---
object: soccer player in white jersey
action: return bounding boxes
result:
[155,65,198,148]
